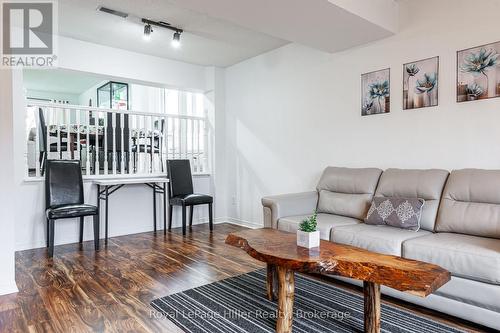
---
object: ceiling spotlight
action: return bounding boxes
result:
[171,31,181,48]
[143,24,152,41]
[141,18,183,47]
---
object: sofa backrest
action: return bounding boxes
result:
[374,169,449,231]
[316,167,382,220]
[436,169,500,239]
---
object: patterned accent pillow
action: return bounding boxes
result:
[365,197,425,231]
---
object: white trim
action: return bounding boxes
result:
[183,216,262,229]
[15,216,256,251]
[0,283,18,296]
[216,217,262,229]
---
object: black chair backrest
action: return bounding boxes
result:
[106,113,130,152]
[39,108,47,153]
[167,160,194,197]
[154,119,165,148]
[45,160,84,209]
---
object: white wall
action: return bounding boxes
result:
[13,36,217,251]
[224,0,500,225]
[0,68,18,295]
[77,80,106,107]
[58,36,208,92]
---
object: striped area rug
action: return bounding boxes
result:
[151,269,466,333]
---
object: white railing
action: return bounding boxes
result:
[26,101,209,178]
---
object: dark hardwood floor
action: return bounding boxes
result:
[0,223,490,332]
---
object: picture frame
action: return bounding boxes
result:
[457,41,500,103]
[361,68,390,116]
[403,56,439,110]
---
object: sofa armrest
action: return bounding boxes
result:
[262,191,318,229]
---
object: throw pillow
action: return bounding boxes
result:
[365,197,425,231]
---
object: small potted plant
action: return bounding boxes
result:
[297,211,320,249]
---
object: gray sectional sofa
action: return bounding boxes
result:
[262,167,500,330]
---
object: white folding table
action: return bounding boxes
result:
[93,177,169,244]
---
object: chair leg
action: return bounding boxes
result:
[133,152,137,172]
[40,152,46,176]
[182,205,187,236]
[209,203,213,231]
[163,183,167,234]
[153,186,157,232]
[46,218,50,247]
[168,204,173,230]
[48,219,55,258]
[93,214,100,251]
[79,217,84,244]
[189,206,194,227]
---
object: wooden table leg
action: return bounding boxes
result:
[364,281,381,333]
[276,266,294,333]
[266,264,275,301]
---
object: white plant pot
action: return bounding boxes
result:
[297,230,320,249]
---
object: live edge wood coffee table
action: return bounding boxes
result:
[225,228,450,333]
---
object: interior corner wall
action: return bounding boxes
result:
[223,0,500,225]
[0,68,19,296]
[205,67,228,220]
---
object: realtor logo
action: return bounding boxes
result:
[1,0,58,67]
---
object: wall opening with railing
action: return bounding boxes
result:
[25,98,209,179]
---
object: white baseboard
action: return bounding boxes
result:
[0,282,18,296]
[215,217,262,229]
[15,217,262,251]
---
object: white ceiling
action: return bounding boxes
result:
[24,69,105,94]
[57,0,399,67]
[171,0,399,53]
[58,0,288,67]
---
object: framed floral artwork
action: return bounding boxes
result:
[457,41,500,102]
[361,68,390,116]
[403,56,439,110]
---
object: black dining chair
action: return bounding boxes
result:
[45,160,100,257]
[38,108,81,175]
[167,159,213,235]
[132,119,165,172]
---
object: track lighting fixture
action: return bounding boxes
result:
[97,8,184,48]
[172,31,181,48]
[141,18,183,48]
[143,24,152,41]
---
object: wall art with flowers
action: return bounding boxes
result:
[361,68,390,116]
[403,57,439,110]
[457,42,500,102]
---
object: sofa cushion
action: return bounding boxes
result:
[278,213,360,240]
[436,169,500,239]
[433,276,500,313]
[374,168,449,231]
[403,233,500,285]
[331,224,431,256]
[316,167,382,220]
[365,197,425,231]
